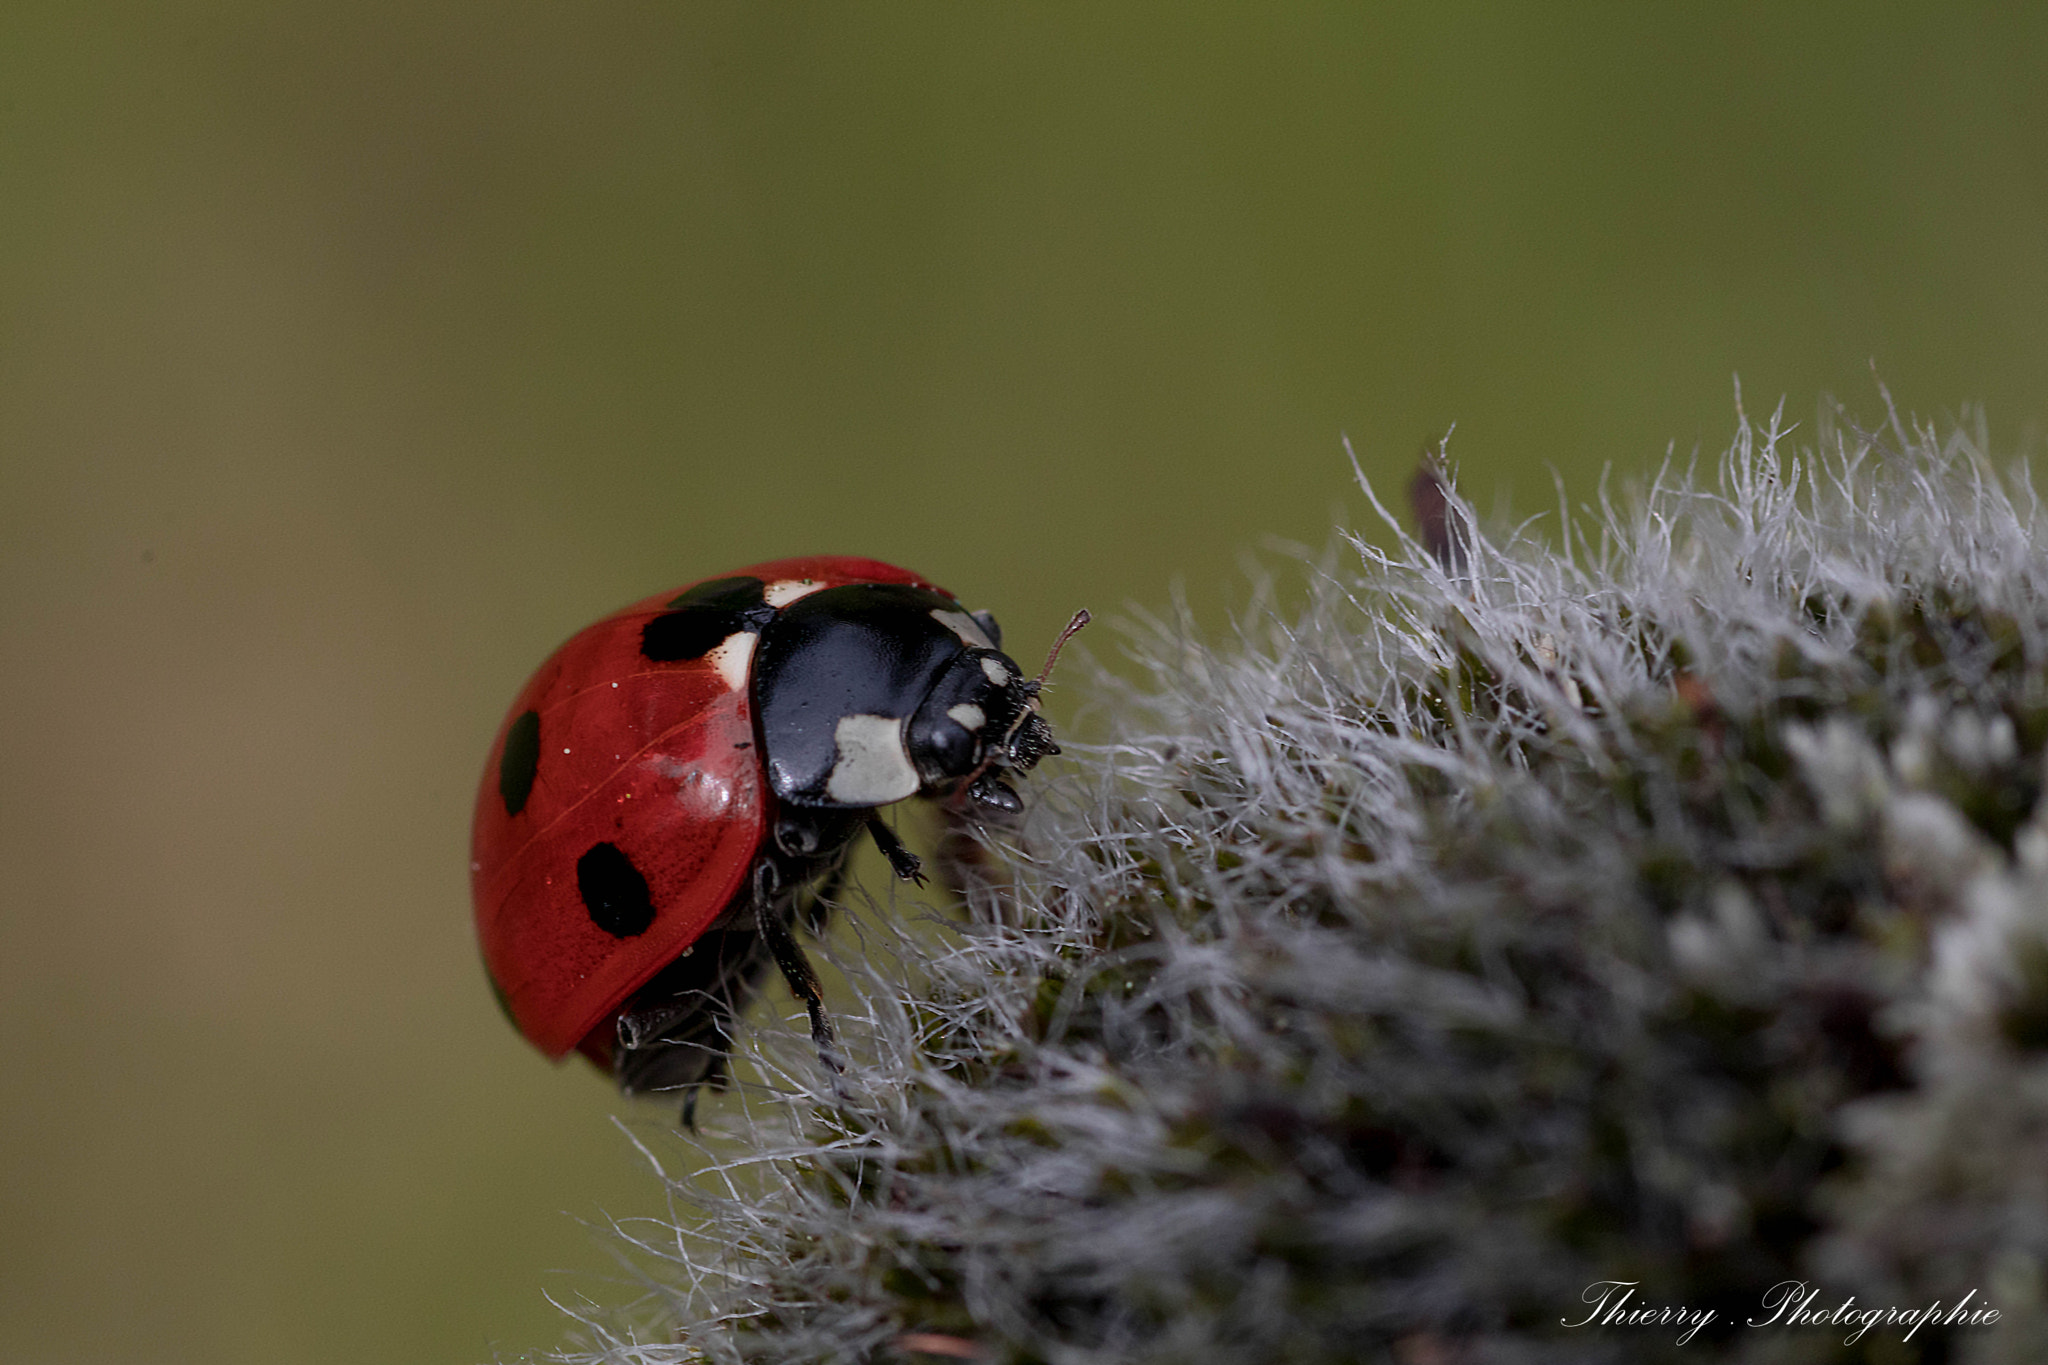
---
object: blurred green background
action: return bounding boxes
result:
[3,4,2045,1362]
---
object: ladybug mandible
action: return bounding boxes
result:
[470,555,1083,1117]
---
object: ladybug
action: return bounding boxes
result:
[470,554,1083,1119]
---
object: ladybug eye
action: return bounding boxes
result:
[907,708,981,780]
[907,653,1014,783]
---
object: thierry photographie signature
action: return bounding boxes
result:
[1562,1279,2001,1346]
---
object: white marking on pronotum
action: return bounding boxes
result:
[705,631,758,691]
[931,609,994,649]
[826,714,920,805]
[980,656,1013,686]
[947,702,986,731]
[763,578,827,608]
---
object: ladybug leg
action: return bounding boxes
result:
[611,922,773,1129]
[754,863,844,1076]
[865,814,927,885]
[965,772,1024,813]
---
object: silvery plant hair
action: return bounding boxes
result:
[548,393,2048,1365]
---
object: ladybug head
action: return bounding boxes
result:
[906,647,1058,813]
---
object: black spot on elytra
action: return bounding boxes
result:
[498,709,542,816]
[668,576,768,611]
[644,579,775,661]
[578,842,656,937]
[642,606,745,662]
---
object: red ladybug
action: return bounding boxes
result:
[470,555,1078,1117]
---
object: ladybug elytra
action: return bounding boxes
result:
[470,555,1081,1118]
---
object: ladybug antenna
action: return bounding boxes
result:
[1029,608,1091,694]
[1002,607,1090,747]
[953,608,1090,811]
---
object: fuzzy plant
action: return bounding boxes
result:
[548,397,2048,1365]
